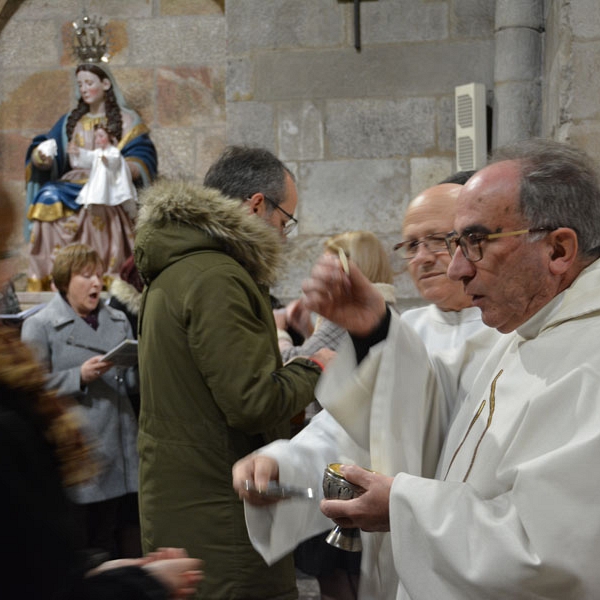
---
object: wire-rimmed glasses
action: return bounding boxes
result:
[263,195,298,236]
[444,227,556,263]
[393,233,450,260]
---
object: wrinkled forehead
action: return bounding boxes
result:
[454,161,522,232]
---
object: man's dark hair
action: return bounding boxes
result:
[439,170,476,185]
[203,146,294,208]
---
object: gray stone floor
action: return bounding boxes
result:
[296,569,320,599]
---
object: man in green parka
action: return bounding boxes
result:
[134,146,332,599]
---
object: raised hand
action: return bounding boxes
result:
[301,253,387,337]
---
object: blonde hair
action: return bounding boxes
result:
[325,230,393,284]
[52,244,104,294]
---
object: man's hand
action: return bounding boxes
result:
[302,253,387,337]
[143,556,203,598]
[320,464,393,532]
[232,454,281,506]
[87,547,203,598]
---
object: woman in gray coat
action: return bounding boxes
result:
[21,243,139,558]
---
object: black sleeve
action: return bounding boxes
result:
[350,306,392,364]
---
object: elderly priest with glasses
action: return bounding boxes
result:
[392,181,497,356]
[235,138,600,599]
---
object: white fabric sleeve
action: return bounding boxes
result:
[244,410,370,564]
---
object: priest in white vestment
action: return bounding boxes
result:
[235,183,500,599]
[235,139,600,599]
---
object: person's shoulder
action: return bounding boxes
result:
[23,295,76,333]
[35,293,65,316]
[400,304,430,325]
[102,301,129,323]
[401,305,429,317]
[185,256,258,296]
[22,300,54,327]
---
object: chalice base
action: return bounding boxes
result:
[325,524,362,552]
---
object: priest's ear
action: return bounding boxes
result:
[547,227,579,275]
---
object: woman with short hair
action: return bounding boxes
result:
[21,242,140,558]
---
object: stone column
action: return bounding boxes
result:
[493,0,544,147]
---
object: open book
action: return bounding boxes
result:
[0,303,46,325]
[101,339,138,367]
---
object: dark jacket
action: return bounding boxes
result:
[108,276,142,336]
[134,180,322,599]
[109,276,143,418]
[0,328,170,600]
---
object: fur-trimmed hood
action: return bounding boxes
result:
[109,277,142,316]
[134,179,282,287]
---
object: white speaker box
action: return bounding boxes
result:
[455,83,487,171]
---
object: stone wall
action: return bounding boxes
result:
[225,0,496,305]
[0,0,497,307]
[4,0,600,308]
[542,0,600,165]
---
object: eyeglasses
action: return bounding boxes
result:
[444,227,556,263]
[264,195,298,236]
[393,233,451,259]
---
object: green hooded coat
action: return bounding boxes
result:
[134,180,321,599]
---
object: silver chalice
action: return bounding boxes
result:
[322,463,364,552]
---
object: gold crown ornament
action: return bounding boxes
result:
[72,15,111,64]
